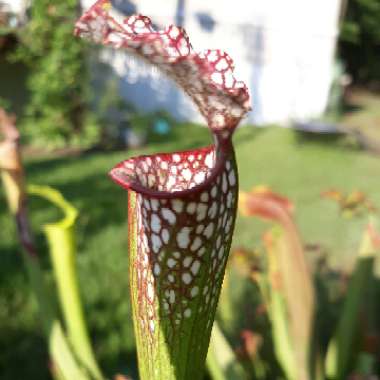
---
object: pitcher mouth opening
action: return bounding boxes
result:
[76,0,249,200]
[109,144,234,199]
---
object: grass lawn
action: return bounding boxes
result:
[1,124,380,379]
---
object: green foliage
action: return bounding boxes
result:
[325,223,377,379]
[95,80,129,148]
[0,96,10,111]
[13,0,99,147]
[220,188,380,380]
[1,126,380,379]
[95,77,176,149]
[339,0,380,83]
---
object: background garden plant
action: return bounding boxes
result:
[0,108,104,380]
[2,112,380,379]
[209,187,380,380]
[10,0,99,148]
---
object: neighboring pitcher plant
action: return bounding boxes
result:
[75,2,250,379]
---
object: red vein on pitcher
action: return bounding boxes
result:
[75,2,250,379]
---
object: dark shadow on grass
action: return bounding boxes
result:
[293,129,363,153]
[0,242,27,285]
[294,130,344,144]
[25,156,126,235]
[0,327,50,380]
[0,199,52,289]
[342,102,363,113]
[90,297,139,379]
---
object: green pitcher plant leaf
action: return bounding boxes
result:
[49,321,93,380]
[75,2,251,379]
[206,322,248,380]
[239,187,315,380]
[325,220,379,380]
[0,111,96,380]
[0,110,56,334]
[263,228,302,380]
[28,184,104,380]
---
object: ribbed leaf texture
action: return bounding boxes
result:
[75,2,250,379]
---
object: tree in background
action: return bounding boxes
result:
[13,0,99,147]
[339,0,380,85]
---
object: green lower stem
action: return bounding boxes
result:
[45,223,103,380]
[28,185,103,380]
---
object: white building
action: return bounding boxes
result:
[0,0,27,15]
[4,0,344,126]
[89,0,344,126]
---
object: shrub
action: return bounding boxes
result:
[339,0,380,84]
[12,0,99,148]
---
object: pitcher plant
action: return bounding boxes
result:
[75,2,251,379]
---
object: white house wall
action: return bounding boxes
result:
[7,0,342,125]
[1,0,27,14]
[92,0,343,125]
